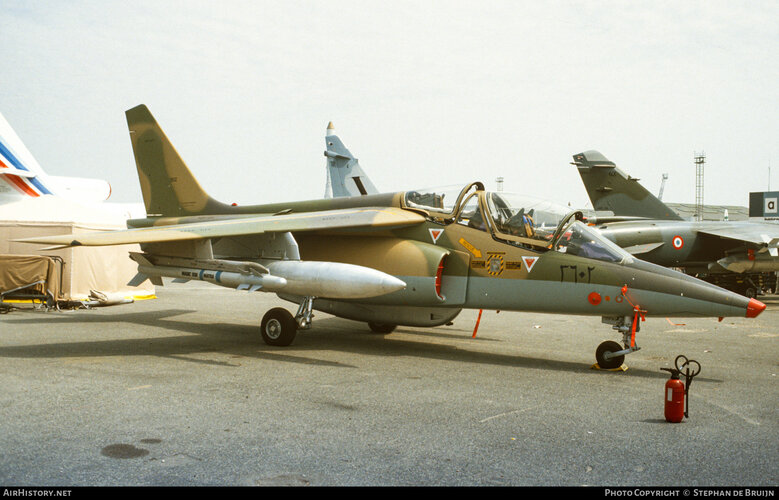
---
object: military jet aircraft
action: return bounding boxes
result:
[17,106,766,369]
[573,151,779,296]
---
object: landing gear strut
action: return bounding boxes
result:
[597,314,643,369]
[295,296,316,330]
[259,296,316,346]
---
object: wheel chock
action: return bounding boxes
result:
[591,363,628,372]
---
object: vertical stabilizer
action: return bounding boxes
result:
[0,112,113,202]
[324,123,379,197]
[125,105,230,217]
[573,150,683,221]
[0,111,52,199]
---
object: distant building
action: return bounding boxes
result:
[749,191,779,221]
[666,202,749,222]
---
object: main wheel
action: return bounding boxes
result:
[367,322,396,334]
[595,340,625,369]
[260,308,297,346]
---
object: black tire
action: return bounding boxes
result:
[596,340,624,369]
[260,308,297,346]
[744,287,757,299]
[367,322,396,334]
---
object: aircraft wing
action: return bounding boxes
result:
[622,242,665,255]
[697,223,779,252]
[15,207,425,249]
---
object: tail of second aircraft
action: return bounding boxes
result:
[324,123,379,198]
[125,105,233,217]
[0,111,112,203]
[572,150,682,221]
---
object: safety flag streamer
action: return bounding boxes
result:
[620,285,646,349]
[472,309,483,338]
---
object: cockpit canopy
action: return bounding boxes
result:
[485,192,570,239]
[402,183,633,264]
[554,220,633,264]
[403,184,474,215]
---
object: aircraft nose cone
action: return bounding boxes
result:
[746,298,766,318]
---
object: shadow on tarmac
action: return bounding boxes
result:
[0,306,721,383]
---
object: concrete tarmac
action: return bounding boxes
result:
[0,282,776,486]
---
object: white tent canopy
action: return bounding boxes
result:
[0,196,154,303]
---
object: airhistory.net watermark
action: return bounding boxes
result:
[3,489,72,497]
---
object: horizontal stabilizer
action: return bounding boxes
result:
[0,168,36,178]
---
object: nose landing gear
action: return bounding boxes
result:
[597,307,645,369]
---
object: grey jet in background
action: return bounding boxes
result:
[573,151,779,297]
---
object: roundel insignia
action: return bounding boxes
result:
[672,235,684,250]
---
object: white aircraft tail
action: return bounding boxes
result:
[0,111,111,202]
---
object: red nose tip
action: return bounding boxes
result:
[746,298,766,318]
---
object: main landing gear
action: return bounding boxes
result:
[596,314,643,369]
[259,296,315,346]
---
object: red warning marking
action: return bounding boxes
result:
[522,256,538,272]
[588,292,602,305]
[429,228,444,244]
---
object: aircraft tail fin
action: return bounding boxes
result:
[572,151,683,221]
[0,111,114,202]
[125,105,230,217]
[0,111,52,198]
[324,123,379,198]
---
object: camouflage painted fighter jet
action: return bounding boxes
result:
[573,151,779,296]
[17,106,767,369]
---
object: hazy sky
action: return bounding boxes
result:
[1,1,776,209]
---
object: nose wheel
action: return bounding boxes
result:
[597,312,644,369]
[596,340,625,369]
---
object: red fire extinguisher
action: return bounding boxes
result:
[661,367,686,422]
[661,355,701,423]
